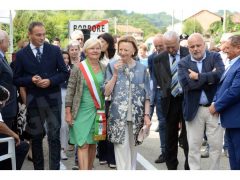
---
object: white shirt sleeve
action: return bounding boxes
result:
[0,113,3,122]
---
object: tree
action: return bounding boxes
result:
[182,19,203,35]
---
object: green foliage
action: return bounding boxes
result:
[12,10,175,49]
[208,14,240,44]
[182,19,203,35]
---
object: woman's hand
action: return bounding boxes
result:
[144,114,151,129]
[65,110,74,126]
[113,59,124,76]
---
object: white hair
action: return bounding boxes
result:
[70,30,84,40]
[0,30,8,41]
[163,31,179,42]
[220,33,234,43]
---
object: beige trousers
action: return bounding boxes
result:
[186,106,223,170]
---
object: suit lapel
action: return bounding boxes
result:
[41,42,50,63]
[163,52,171,76]
[25,45,39,63]
[220,58,240,83]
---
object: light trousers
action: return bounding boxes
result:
[60,88,69,150]
[114,122,137,170]
[186,106,223,170]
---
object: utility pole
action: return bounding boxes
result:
[114,17,117,35]
[172,10,174,30]
[126,19,129,35]
[223,9,227,33]
[9,10,13,58]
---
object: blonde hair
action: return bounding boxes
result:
[117,35,138,58]
[82,38,101,54]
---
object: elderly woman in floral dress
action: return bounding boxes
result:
[104,35,151,170]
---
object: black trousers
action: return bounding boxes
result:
[98,100,116,165]
[0,135,29,170]
[165,95,189,170]
[26,105,61,170]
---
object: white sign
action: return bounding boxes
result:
[69,20,109,39]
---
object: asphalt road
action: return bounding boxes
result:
[22,114,230,170]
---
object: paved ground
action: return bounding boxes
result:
[22,113,230,170]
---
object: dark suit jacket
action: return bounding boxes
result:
[148,52,157,80]
[153,46,189,116]
[0,55,17,118]
[214,57,240,128]
[13,42,69,108]
[178,51,225,121]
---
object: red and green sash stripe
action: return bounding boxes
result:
[79,60,106,141]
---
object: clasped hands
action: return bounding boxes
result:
[32,75,50,88]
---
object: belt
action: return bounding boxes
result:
[199,104,211,107]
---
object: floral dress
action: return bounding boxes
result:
[104,60,150,145]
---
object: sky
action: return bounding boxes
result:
[1,0,239,20]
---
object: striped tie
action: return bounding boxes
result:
[36,47,42,63]
[171,55,181,97]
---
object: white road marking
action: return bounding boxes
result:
[137,153,157,170]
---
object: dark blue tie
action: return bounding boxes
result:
[36,47,42,63]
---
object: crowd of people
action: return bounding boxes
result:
[0,20,240,170]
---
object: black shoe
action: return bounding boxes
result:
[154,153,166,163]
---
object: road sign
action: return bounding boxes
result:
[69,20,109,39]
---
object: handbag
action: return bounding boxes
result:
[137,125,150,143]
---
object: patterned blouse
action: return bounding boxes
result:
[104,59,150,145]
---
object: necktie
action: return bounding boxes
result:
[36,47,42,63]
[170,54,181,97]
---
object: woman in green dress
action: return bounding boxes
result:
[65,38,106,170]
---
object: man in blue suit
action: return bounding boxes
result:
[13,22,69,170]
[148,34,167,163]
[209,35,240,170]
[178,33,225,169]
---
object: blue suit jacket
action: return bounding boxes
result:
[13,43,69,108]
[214,57,240,128]
[178,51,225,121]
[0,55,17,118]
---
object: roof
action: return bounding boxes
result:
[184,10,222,21]
[116,25,143,33]
[231,13,240,24]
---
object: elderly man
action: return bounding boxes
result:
[153,31,189,170]
[209,35,240,170]
[0,85,29,170]
[148,34,167,163]
[0,29,18,130]
[178,33,225,169]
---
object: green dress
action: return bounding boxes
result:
[69,71,104,147]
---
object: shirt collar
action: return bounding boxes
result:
[190,52,206,63]
[0,51,4,58]
[30,43,43,51]
[229,55,240,66]
[168,49,180,58]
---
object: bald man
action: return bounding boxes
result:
[178,33,225,169]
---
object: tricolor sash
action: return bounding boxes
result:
[79,60,106,141]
